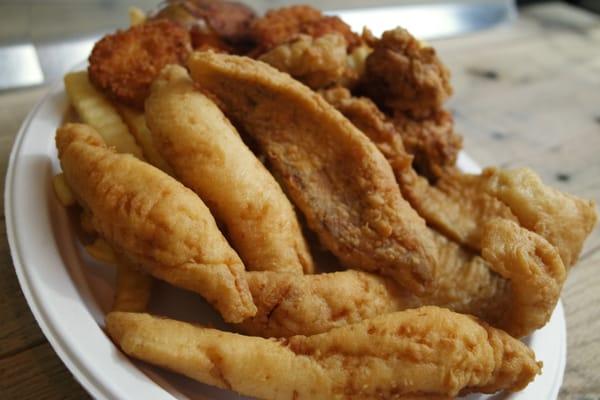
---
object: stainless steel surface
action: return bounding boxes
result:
[333,1,517,39]
[0,44,44,90]
[0,0,516,90]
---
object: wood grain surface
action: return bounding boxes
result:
[1,3,599,399]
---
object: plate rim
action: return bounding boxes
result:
[4,76,567,400]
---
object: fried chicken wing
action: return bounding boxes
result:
[88,20,191,109]
[107,309,540,399]
[146,65,313,274]
[250,5,360,55]
[56,123,255,322]
[258,33,348,89]
[360,28,452,118]
[188,51,438,294]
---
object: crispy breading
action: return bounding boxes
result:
[188,52,438,294]
[360,27,452,118]
[481,219,566,338]
[107,309,540,399]
[238,235,509,337]
[250,5,359,54]
[393,109,462,179]
[239,219,565,339]
[56,123,256,322]
[146,65,314,274]
[88,20,191,109]
[320,87,514,250]
[321,86,461,181]
[481,167,598,267]
[259,33,348,89]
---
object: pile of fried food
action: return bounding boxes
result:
[52,1,598,398]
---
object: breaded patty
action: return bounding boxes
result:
[88,20,191,109]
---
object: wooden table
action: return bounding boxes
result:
[1,3,599,399]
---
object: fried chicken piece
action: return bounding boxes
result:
[107,309,540,399]
[88,20,191,109]
[393,109,463,179]
[56,123,255,322]
[259,33,348,89]
[250,5,360,55]
[146,65,313,274]
[481,167,598,267]
[188,52,438,294]
[360,27,452,118]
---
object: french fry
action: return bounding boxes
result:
[128,6,146,26]
[117,106,174,174]
[64,71,144,158]
[85,238,116,264]
[52,173,75,207]
[113,256,153,312]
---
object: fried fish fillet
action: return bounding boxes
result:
[481,219,566,338]
[188,51,438,294]
[322,87,596,265]
[237,231,509,338]
[146,65,313,274]
[480,167,597,267]
[107,309,540,399]
[238,238,509,336]
[56,123,255,322]
[239,220,564,339]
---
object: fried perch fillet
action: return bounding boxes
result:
[107,310,540,399]
[239,221,564,339]
[238,270,416,337]
[320,87,513,249]
[360,28,452,118]
[88,20,191,109]
[56,123,256,322]
[146,65,313,274]
[481,219,566,338]
[321,87,596,266]
[480,168,597,267]
[188,52,438,294]
[258,33,348,90]
[250,5,360,55]
[238,237,509,338]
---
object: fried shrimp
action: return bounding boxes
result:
[88,19,191,109]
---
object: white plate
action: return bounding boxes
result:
[5,77,566,400]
